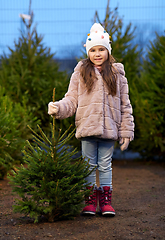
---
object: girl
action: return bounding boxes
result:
[48,23,134,216]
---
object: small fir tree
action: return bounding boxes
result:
[8,89,93,222]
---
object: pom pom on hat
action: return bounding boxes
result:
[85,23,112,56]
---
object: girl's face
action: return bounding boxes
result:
[88,45,108,66]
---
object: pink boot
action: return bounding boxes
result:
[82,186,97,215]
[98,186,115,216]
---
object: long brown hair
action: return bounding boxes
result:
[80,54,117,96]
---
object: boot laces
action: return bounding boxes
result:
[85,190,96,206]
[101,189,111,206]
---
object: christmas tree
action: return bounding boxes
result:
[8,89,93,222]
[0,3,69,132]
[131,34,165,159]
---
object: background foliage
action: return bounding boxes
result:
[0,86,38,179]
[131,34,165,159]
[0,27,69,129]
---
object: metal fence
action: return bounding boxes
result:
[0,0,165,59]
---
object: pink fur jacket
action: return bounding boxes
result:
[53,61,134,141]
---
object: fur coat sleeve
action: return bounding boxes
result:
[114,63,134,140]
[54,63,80,119]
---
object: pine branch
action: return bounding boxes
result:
[27,125,51,146]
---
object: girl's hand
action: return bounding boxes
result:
[119,138,130,151]
[48,102,58,115]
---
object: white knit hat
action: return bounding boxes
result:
[85,23,112,56]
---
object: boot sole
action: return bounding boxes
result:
[102,211,115,215]
[82,211,96,215]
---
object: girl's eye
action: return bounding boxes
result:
[100,48,105,51]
